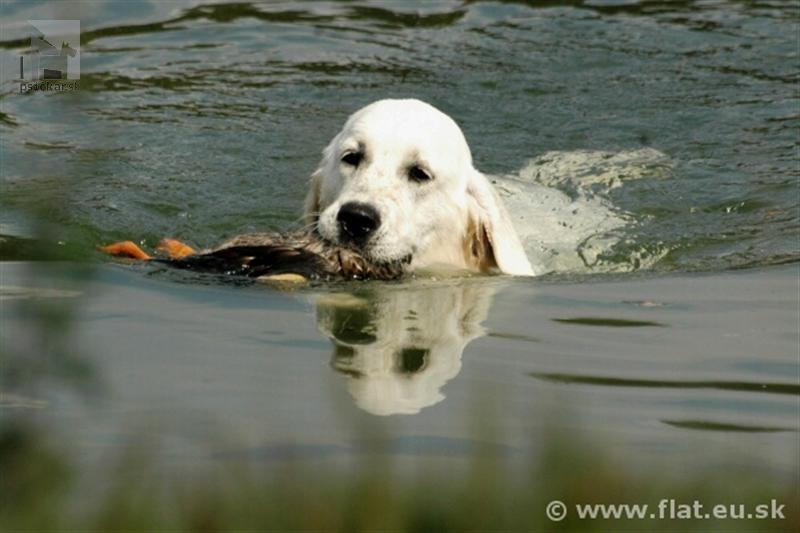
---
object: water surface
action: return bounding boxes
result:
[1,0,797,273]
[1,0,798,509]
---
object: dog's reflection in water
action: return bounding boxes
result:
[315,282,496,416]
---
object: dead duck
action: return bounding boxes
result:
[100,233,408,282]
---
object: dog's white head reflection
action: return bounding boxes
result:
[316,283,495,416]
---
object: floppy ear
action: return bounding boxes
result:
[466,170,534,276]
[302,168,323,226]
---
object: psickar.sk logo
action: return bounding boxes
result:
[18,20,80,92]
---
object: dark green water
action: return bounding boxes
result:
[1,0,798,274]
[0,2,798,525]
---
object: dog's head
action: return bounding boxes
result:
[304,99,533,276]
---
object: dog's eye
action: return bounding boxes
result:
[341,151,363,167]
[409,165,432,183]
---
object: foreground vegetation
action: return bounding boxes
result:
[0,415,796,532]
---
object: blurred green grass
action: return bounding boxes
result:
[1,413,796,532]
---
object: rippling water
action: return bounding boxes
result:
[1,0,798,275]
[1,2,798,521]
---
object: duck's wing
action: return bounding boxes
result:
[159,245,332,279]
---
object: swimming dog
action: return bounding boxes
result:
[102,99,533,280]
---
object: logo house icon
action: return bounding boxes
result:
[25,20,80,80]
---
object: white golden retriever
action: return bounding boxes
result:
[304,99,534,276]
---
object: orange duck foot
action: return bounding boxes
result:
[156,238,196,259]
[99,240,152,260]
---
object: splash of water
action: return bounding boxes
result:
[497,148,671,275]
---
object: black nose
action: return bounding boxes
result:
[337,202,380,243]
